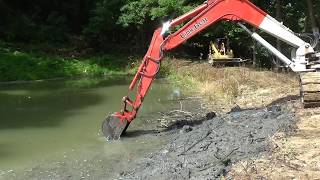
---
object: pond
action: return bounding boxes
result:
[0,76,183,179]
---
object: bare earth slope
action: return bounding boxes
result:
[230,105,320,179]
[120,104,297,179]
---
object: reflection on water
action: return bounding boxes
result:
[0,76,180,178]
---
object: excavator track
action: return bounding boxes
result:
[300,72,320,108]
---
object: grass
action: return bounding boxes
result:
[0,42,129,81]
[162,58,300,112]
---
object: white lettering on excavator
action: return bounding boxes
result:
[180,18,208,39]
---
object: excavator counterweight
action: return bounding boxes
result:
[102,0,320,140]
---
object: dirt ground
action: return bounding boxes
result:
[119,102,298,179]
[230,104,320,179]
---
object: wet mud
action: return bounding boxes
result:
[1,100,298,180]
[120,104,297,179]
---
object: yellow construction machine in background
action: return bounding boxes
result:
[208,38,249,65]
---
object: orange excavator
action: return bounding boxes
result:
[102,0,320,140]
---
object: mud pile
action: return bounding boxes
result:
[120,105,297,179]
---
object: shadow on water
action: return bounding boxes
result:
[0,76,131,130]
[0,92,103,129]
[0,75,131,90]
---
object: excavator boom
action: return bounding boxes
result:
[102,0,320,140]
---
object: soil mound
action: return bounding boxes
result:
[120,105,297,179]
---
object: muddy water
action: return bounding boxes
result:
[0,76,182,179]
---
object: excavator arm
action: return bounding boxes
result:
[102,0,320,140]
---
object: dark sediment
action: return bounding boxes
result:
[120,104,297,179]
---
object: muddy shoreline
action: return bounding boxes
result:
[119,103,297,179]
[1,98,298,180]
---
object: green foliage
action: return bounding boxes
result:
[0,52,101,81]
[37,12,69,42]
[5,13,69,43]
[118,0,151,28]
[0,44,129,81]
[1,0,319,79]
[118,0,193,28]
[2,0,317,47]
[83,0,123,41]
[6,15,36,42]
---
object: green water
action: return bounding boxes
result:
[0,77,181,179]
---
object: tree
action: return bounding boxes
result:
[118,0,194,28]
[306,0,319,50]
[306,0,319,35]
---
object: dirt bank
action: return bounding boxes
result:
[164,59,299,113]
[119,103,297,179]
[230,105,320,179]
[1,95,299,180]
[162,61,320,179]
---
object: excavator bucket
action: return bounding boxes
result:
[101,114,130,140]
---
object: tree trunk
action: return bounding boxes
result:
[306,0,319,35]
[306,0,319,50]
